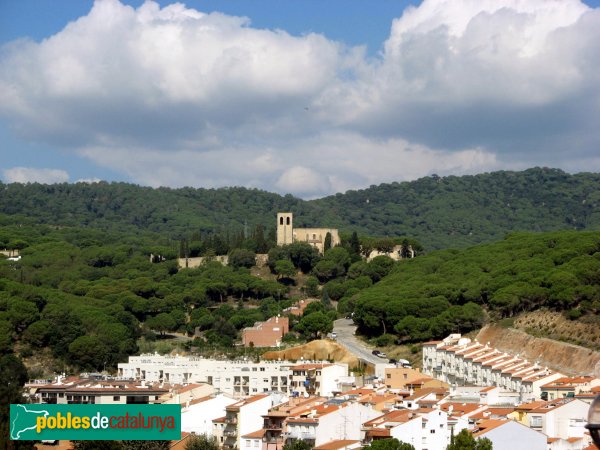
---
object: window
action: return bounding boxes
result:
[430,430,435,434]
[403,374,408,380]
[530,416,542,428]
[280,217,283,225]
[286,217,290,225]
[387,374,391,379]
[254,441,259,447]
[260,368,265,372]
[246,440,251,446]
[252,368,257,372]
[113,396,120,401]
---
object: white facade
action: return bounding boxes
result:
[528,399,589,440]
[423,336,563,401]
[287,403,378,447]
[289,364,349,397]
[388,417,423,450]
[476,421,547,450]
[180,394,237,435]
[118,355,294,397]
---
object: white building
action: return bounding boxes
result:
[289,363,349,397]
[527,399,589,440]
[222,394,275,450]
[180,394,238,436]
[119,355,293,397]
[473,420,547,450]
[118,356,349,399]
[363,407,468,450]
[422,335,563,401]
[286,401,379,447]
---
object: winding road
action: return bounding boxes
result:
[333,318,386,365]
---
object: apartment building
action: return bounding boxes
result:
[541,376,600,401]
[222,394,274,449]
[472,419,547,450]
[285,401,378,447]
[179,393,238,435]
[118,355,293,397]
[242,316,290,348]
[118,356,349,399]
[526,399,589,440]
[422,335,563,400]
[29,376,168,405]
[289,363,349,397]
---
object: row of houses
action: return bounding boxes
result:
[422,334,570,401]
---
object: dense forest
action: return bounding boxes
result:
[1,167,599,250]
[0,215,401,374]
[353,231,600,343]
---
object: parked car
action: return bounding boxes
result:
[389,358,397,364]
[377,352,387,358]
[330,332,337,339]
[372,350,381,356]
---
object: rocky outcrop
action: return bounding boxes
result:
[476,325,600,375]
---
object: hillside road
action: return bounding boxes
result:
[333,318,384,365]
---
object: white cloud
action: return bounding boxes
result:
[0,0,599,197]
[2,167,69,184]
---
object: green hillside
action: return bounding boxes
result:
[0,167,599,249]
[353,230,600,342]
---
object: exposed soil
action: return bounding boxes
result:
[262,339,360,368]
[477,323,600,376]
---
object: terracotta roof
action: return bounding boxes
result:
[212,416,226,423]
[184,395,214,407]
[470,407,516,420]
[472,419,508,437]
[242,429,266,439]
[404,387,447,400]
[529,399,575,414]
[313,440,360,450]
[227,394,269,410]
[366,429,391,437]
[515,401,547,411]
[363,409,416,427]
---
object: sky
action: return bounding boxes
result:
[0,0,599,198]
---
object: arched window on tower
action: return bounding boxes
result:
[286,217,290,225]
[280,217,284,225]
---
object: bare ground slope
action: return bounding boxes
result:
[262,340,359,367]
[476,324,600,376]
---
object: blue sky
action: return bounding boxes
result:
[1,0,599,197]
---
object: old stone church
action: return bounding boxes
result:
[276,212,340,254]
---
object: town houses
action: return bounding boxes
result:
[27,332,600,450]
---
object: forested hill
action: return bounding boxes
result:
[1,167,599,249]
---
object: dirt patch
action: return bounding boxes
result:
[476,324,600,375]
[263,340,360,368]
[513,310,600,349]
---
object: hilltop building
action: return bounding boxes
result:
[277,212,340,254]
[242,316,289,348]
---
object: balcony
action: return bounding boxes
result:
[287,431,316,440]
[265,422,283,430]
[225,417,238,425]
[224,430,238,437]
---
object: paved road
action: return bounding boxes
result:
[333,318,387,365]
